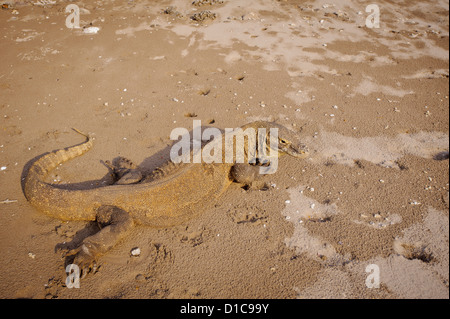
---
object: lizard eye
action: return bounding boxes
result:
[279,138,288,145]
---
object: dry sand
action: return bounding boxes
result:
[0,0,448,299]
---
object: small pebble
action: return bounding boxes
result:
[131,247,141,256]
[83,26,100,34]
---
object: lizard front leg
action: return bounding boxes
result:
[65,205,133,276]
[230,163,267,190]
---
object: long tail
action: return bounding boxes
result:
[23,129,97,221]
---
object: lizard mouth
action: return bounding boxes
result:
[267,141,309,159]
[285,144,309,158]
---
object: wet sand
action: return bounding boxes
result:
[0,0,448,299]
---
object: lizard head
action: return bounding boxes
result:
[256,122,310,159]
[276,135,309,158]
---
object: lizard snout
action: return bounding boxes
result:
[286,143,309,159]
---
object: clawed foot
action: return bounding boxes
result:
[243,181,269,191]
[104,157,143,185]
[62,244,100,278]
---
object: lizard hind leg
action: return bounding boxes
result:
[64,205,133,276]
[104,156,143,185]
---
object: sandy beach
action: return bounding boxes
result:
[0,0,448,299]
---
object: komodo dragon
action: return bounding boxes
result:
[23,121,309,273]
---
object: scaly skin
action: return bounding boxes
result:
[23,121,309,272]
[23,134,232,227]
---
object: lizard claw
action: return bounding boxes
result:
[64,244,100,277]
[62,246,81,258]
